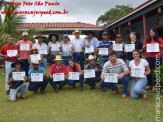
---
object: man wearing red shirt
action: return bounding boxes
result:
[49,55,67,93]
[0,36,20,94]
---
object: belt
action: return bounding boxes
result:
[74,52,83,54]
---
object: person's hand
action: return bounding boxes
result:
[28,78,31,83]
[43,74,47,77]
[9,77,14,82]
[5,55,9,59]
[96,48,99,51]
[109,45,113,50]
[159,45,163,49]
[71,46,74,50]
[144,71,149,76]
[142,45,146,50]
[49,46,52,50]
[101,75,105,81]
[23,76,28,82]
[86,45,89,47]
[50,74,53,79]
[124,49,127,53]
[95,68,99,72]
[117,73,123,79]
[16,54,20,58]
[129,71,132,75]
[59,46,62,50]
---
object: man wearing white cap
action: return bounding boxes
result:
[83,55,103,89]
[70,29,84,70]
[16,32,33,76]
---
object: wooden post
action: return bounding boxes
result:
[118,26,122,35]
[143,14,147,41]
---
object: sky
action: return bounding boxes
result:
[3,0,148,24]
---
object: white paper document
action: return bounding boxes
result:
[31,73,43,82]
[12,72,25,81]
[20,44,30,51]
[53,73,65,82]
[99,48,108,55]
[38,48,48,54]
[68,72,79,80]
[7,50,18,57]
[131,67,145,78]
[62,44,73,52]
[104,73,118,83]
[51,44,60,51]
[146,44,159,52]
[125,44,135,52]
[84,70,95,78]
[85,46,94,53]
[30,54,41,61]
[113,44,123,51]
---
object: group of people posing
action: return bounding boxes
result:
[0,28,163,102]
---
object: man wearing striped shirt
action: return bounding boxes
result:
[100,50,130,98]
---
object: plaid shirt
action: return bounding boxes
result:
[61,41,74,56]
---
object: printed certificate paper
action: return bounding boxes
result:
[31,73,43,82]
[85,46,94,53]
[125,44,135,52]
[38,48,48,54]
[146,44,159,52]
[113,44,123,51]
[30,54,41,61]
[62,44,73,52]
[68,72,79,80]
[84,70,95,78]
[7,50,18,57]
[51,44,60,51]
[104,73,118,83]
[12,72,25,81]
[20,44,30,51]
[131,67,145,78]
[53,73,65,82]
[99,48,108,55]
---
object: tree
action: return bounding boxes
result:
[96,5,133,25]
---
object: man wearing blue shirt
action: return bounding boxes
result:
[28,60,48,95]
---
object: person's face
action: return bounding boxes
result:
[68,61,74,67]
[51,36,56,41]
[64,37,68,42]
[89,59,95,65]
[75,33,80,38]
[150,30,155,38]
[15,63,21,69]
[102,35,108,40]
[109,55,117,62]
[133,51,140,60]
[56,61,62,65]
[116,37,122,43]
[130,34,136,41]
[33,64,39,69]
[38,37,43,43]
[8,38,14,45]
[32,50,37,54]
[87,34,93,39]
[23,35,28,40]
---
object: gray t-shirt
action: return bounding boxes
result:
[102,58,128,75]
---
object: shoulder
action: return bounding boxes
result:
[117,58,125,64]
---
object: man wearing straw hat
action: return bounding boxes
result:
[33,34,49,71]
[83,55,103,89]
[49,55,67,93]
[70,29,84,70]
[16,32,33,76]
[28,60,48,95]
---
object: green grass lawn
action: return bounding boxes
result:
[0,67,162,122]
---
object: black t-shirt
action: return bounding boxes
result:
[127,40,143,60]
[9,70,25,89]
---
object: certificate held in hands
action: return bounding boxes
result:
[53,73,65,82]
[124,44,135,52]
[31,73,43,82]
[131,67,145,78]
[99,48,108,55]
[85,46,94,53]
[7,50,18,57]
[68,72,79,80]
[104,73,118,83]
[146,43,159,52]
[84,70,95,78]
[20,44,30,51]
[38,48,48,54]
[12,72,25,81]
[30,54,41,61]
[51,44,60,51]
[113,44,123,51]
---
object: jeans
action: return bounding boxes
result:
[5,61,14,91]
[101,59,108,66]
[9,82,29,102]
[49,78,67,90]
[100,75,130,95]
[130,78,147,99]
[126,59,131,68]
[73,53,84,70]
[19,59,30,76]
[68,75,84,87]
[62,56,72,66]
[84,76,101,87]
[40,57,47,70]
[146,57,162,86]
[28,78,48,91]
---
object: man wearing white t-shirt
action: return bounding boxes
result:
[71,29,84,70]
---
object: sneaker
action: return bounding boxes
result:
[122,94,127,98]
[20,96,28,99]
[112,88,118,95]
[152,87,156,92]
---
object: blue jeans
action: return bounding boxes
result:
[73,53,84,70]
[126,59,131,68]
[68,75,84,87]
[130,78,147,99]
[101,59,108,66]
[62,56,72,66]
[40,57,47,70]
[100,75,130,95]
[5,61,14,91]
[19,59,30,76]
[49,78,67,90]
[9,82,29,102]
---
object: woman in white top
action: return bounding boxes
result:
[129,49,151,99]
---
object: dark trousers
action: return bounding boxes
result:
[49,78,67,90]
[73,53,84,70]
[62,56,72,66]
[19,59,30,76]
[146,57,162,86]
[84,76,101,87]
[68,75,84,87]
[28,78,48,91]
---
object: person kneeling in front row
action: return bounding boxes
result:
[28,60,48,95]
[8,60,28,102]
[100,50,130,98]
